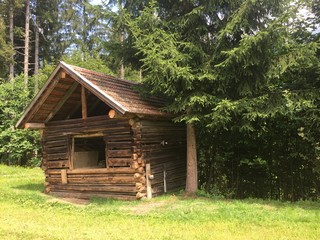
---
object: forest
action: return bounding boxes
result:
[0,0,319,201]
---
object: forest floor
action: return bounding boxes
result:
[0,164,319,240]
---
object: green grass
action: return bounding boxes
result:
[0,164,319,240]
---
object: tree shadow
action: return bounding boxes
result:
[14,183,43,192]
[241,198,320,211]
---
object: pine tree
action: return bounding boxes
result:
[128,0,320,195]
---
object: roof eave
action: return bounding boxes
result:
[15,62,64,129]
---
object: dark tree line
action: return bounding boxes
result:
[0,0,319,200]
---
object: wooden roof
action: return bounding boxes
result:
[16,62,168,128]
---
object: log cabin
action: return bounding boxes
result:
[16,62,186,200]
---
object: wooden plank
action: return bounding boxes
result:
[45,81,78,122]
[146,163,152,199]
[61,169,67,184]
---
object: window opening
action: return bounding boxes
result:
[72,135,106,169]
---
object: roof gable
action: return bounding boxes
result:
[16,62,167,128]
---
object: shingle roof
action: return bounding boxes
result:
[68,64,166,115]
[16,62,169,128]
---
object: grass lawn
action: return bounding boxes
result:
[0,164,319,240]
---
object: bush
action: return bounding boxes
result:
[0,76,41,166]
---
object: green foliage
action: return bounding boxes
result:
[0,77,40,166]
[127,0,320,200]
[0,16,13,80]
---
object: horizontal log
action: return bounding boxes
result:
[47,153,68,161]
[45,146,68,154]
[50,184,137,193]
[47,160,69,169]
[46,168,136,176]
[108,162,131,167]
[46,120,130,132]
[49,191,136,201]
[25,122,45,129]
[107,149,132,157]
[141,120,182,127]
[47,176,136,184]
[67,167,135,174]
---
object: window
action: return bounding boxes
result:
[71,134,106,169]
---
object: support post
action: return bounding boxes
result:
[81,85,87,119]
[61,169,67,184]
[146,163,152,199]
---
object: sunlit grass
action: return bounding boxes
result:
[0,164,319,240]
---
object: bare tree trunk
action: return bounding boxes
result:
[119,32,124,79]
[118,0,124,79]
[24,0,30,87]
[82,3,87,61]
[185,123,198,195]
[139,68,142,81]
[9,1,14,82]
[34,16,39,93]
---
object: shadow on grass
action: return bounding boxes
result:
[14,183,43,192]
[240,198,320,211]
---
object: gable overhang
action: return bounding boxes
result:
[16,61,128,129]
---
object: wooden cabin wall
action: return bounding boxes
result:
[139,120,186,197]
[42,115,141,200]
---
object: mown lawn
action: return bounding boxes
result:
[0,164,319,240]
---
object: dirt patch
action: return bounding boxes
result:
[46,196,90,206]
[261,204,277,211]
[126,196,178,215]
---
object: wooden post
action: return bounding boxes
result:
[146,163,152,199]
[81,85,87,119]
[163,164,167,193]
[61,169,67,184]
[70,137,74,169]
[105,140,109,168]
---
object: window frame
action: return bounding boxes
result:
[69,133,108,170]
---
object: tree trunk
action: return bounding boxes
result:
[82,3,87,61]
[185,123,198,195]
[34,16,39,93]
[9,1,14,82]
[24,0,30,87]
[118,0,124,79]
